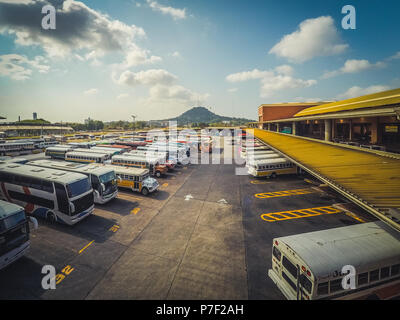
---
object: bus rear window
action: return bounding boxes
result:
[66,178,91,198]
[272,246,281,261]
[282,256,297,279]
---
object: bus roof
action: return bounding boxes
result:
[113,154,158,163]
[66,151,107,158]
[28,159,113,176]
[0,200,24,220]
[248,157,289,165]
[275,221,400,280]
[0,163,87,184]
[90,164,149,176]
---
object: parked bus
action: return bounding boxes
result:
[0,163,94,225]
[268,221,400,300]
[0,157,29,165]
[67,142,96,149]
[28,160,118,204]
[111,154,167,178]
[245,152,281,163]
[90,146,124,156]
[0,200,38,270]
[71,148,114,160]
[65,151,108,164]
[92,164,159,196]
[130,150,176,170]
[45,146,74,159]
[98,144,132,152]
[247,157,296,178]
[0,142,35,155]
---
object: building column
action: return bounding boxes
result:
[371,117,378,144]
[267,123,271,131]
[332,120,336,141]
[324,119,332,141]
[276,123,280,132]
[292,122,297,135]
[347,119,352,141]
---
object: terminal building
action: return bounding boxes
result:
[250,88,400,153]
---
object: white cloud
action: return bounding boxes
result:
[337,85,391,99]
[226,69,273,82]
[269,16,348,63]
[0,0,160,70]
[84,88,99,95]
[227,88,238,93]
[226,65,316,98]
[114,69,178,87]
[323,59,386,78]
[147,0,186,20]
[117,93,129,100]
[121,45,162,68]
[0,54,49,80]
[388,51,400,60]
[171,51,182,58]
[148,84,209,104]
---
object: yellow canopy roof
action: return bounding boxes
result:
[295,88,400,117]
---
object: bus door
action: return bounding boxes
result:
[55,183,69,215]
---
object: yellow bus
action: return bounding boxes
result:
[247,157,296,178]
[65,151,108,164]
[92,164,159,196]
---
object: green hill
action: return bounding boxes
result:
[166,107,253,125]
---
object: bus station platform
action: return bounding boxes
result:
[248,128,400,231]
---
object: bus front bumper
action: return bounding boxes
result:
[70,205,94,224]
[0,241,30,271]
[268,269,296,300]
[96,189,118,204]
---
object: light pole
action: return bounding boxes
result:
[131,115,136,138]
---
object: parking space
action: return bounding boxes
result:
[0,147,377,300]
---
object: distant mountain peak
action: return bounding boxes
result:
[165,106,253,125]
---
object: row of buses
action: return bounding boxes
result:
[241,139,297,178]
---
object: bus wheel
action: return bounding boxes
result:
[270,172,277,179]
[155,171,161,178]
[141,188,149,196]
[47,212,56,223]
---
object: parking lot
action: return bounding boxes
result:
[0,147,375,300]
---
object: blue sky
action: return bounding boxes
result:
[0,0,399,122]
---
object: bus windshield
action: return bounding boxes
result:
[0,210,26,232]
[66,178,91,198]
[99,171,116,184]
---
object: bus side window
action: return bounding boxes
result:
[358,272,368,286]
[55,183,70,215]
[370,269,379,282]
[317,282,329,295]
[391,264,400,276]
[329,278,343,293]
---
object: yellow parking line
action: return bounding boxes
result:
[250,180,271,185]
[130,207,141,215]
[255,188,315,199]
[78,240,94,254]
[162,183,168,188]
[261,205,342,223]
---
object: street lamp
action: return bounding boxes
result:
[131,115,137,138]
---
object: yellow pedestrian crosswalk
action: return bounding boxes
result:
[260,205,342,222]
[255,188,314,199]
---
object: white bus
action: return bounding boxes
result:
[72,148,114,160]
[247,157,296,178]
[45,146,74,159]
[129,150,176,171]
[0,200,38,270]
[65,151,108,164]
[112,154,168,178]
[0,142,35,155]
[0,163,94,225]
[28,160,118,204]
[269,221,400,300]
[245,152,281,163]
[92,164,159,196]
[90,146,124,155]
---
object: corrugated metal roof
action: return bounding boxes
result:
[295,88,400,117]
[249,129,400,229]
